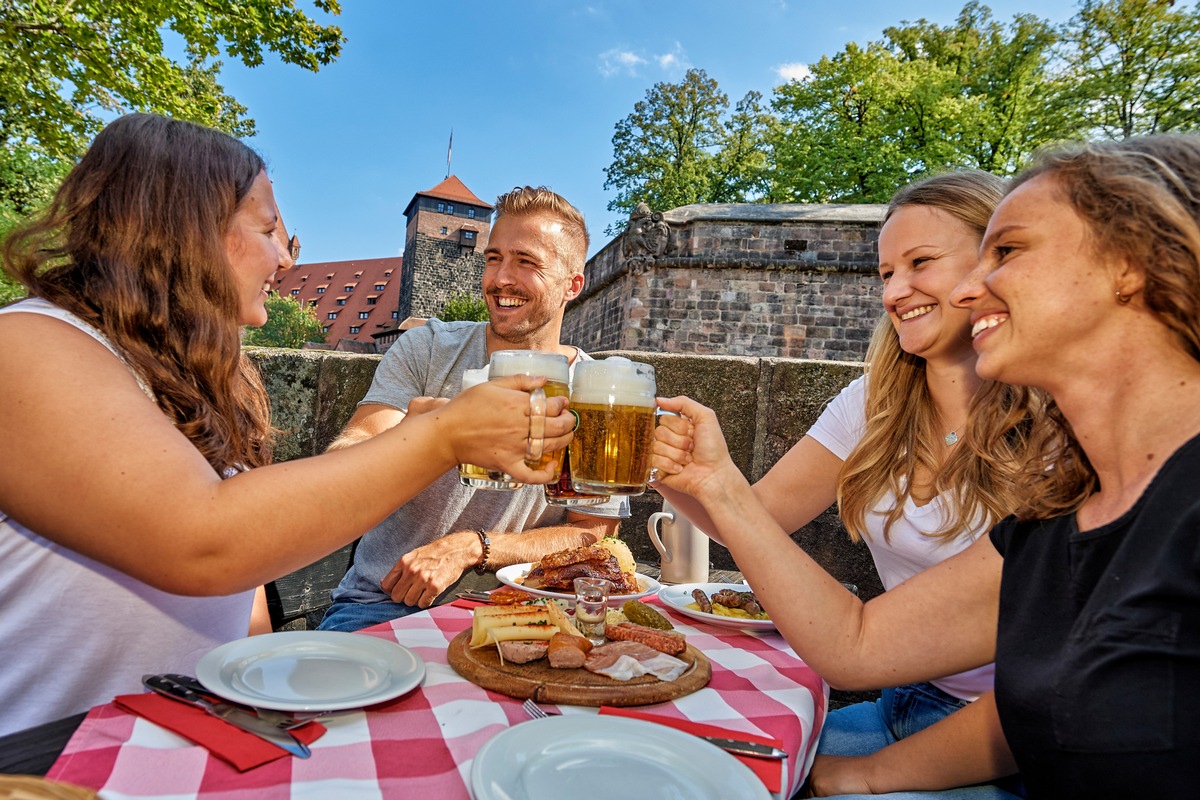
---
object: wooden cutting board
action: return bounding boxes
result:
[446,629,711,706]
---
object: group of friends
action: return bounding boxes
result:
[0,112,1196,799]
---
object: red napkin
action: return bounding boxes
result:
[114,693,326,772]
[450,598,486,610]
[599,706,784,794]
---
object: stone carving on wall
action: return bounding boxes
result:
[622,202,672,272]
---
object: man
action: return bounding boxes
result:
[318,186,628,632]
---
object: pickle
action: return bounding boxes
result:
[622,599,673,630]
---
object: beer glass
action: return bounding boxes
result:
[488,350,569,474]
[544,445,609,506]
[569,357,657,496]
[457,366,523,490]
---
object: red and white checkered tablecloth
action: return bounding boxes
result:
[47,603,827,799]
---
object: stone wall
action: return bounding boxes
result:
[564,203,886,362]
[249,347,881,601]
[399,233,486,320]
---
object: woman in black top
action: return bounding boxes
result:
[652,134,1200,798]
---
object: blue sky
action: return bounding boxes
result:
[217,0,1082,263]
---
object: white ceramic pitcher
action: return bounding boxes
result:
[646,499,710,584]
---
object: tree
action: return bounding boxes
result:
[1054,0,1200,140]
[770,3,1063,202]
[604,68,770,233]
[0,145,70,303]
[243,293,326,348]
[0,1,345,159]
[438,293,489,323]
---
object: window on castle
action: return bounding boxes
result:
[316,287,326,293]
[468,209,475,219]
[375,284,386,291]
[367,297,378,305]
[437,202,445,213]
[322,326,329,333]
[463,231,475,240]
[344,285,354,292]
[336,298,346,306]
[446,204,454,215]
[308,300,318,307]
[392,311,399,318]
[327,312,337,320]
[359,311,369,319]
[349,326,361,334]
[440,227,448,234]
[290,289,300,295]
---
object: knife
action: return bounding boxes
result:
[697,735,787,760]
[142,674,311,758]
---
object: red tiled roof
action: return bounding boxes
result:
[272,256,403,346]
[418,175,491,208]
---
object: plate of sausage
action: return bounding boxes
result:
[657,583,776,632]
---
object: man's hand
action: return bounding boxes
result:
[380,531,480,608]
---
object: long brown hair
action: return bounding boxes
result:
[995,135,1200,518]
[2,113,273,472]
[838,171,1042,543]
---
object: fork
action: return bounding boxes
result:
[522,698,556,719]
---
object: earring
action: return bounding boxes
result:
[1116,290,1132,304]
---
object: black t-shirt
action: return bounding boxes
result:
[990,432,1200,798]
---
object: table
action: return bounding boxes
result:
[44,602,827,799]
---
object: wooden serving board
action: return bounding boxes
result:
[446,629,711,707]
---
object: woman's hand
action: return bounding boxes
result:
[651,395,743,501]
[801,754,876,797]
[441,374,573,485]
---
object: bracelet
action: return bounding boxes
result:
[473,529,491,575]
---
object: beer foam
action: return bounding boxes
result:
[571,356,656,407]
[460,366,490,391]
[488,350,569,383]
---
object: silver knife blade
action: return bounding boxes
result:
[698,735,787,760]
[142,674,311,758]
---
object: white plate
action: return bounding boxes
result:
[657,583,776,631]
[196,630,425,712]
[471,715,770,800]
[495,563,660,605]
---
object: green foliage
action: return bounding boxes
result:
[438,293,490,323]
[603,68,771,234]
[1056,0,1200,139]
[0,0,345,159]
[243,292,326,348]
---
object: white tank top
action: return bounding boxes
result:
[0,298,254,736]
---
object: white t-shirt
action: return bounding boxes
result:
[0,298,253,736]
[807,375,994,701]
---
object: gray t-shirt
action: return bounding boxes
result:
[331,319,628,605]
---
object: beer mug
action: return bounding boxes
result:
[569,357,657,496]
[544,445,609,506]
[457,366,522,491]
[646,498,710,584]
[489,350,569,474]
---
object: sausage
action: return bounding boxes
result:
[547,631,592,669]
[692,588,713,613]
[604,622,687,656]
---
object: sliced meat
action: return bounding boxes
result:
[496,640,548,664]
[547,631,591,669]
[605,622,687,656]
[584,641,687,681]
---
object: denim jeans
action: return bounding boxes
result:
[811,683,1025,800]
[316,599,420,632]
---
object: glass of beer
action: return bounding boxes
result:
[488,350,570,475]
[569,356,657,496]
[544,445,610,506]
[457,366,523,491]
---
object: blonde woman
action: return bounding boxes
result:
[655,172,1038,798]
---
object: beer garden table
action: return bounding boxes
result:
[35,589,828,799]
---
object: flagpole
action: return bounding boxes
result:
[446,129,453,178]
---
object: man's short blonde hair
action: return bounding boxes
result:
[493,186,588,274]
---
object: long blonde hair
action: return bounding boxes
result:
[838,171,1041,543]
[2,113,273,473]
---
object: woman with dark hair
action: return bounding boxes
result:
[655,171,1040,798]
[653,135,1200,797]
[0,113,572,736]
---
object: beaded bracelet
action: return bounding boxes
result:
[473,529,491,575]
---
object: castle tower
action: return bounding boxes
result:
[398,175,493,321]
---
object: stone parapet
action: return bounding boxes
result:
[249,347,881,601]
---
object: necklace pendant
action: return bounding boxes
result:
[944,430,959,446]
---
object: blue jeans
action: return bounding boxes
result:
[812,683,1024,800]
[316,599,420,632]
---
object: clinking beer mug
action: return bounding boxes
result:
[647,498,711,584]
[488,350,570,475]
[569,356,657,496]
[457,366,522,491]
